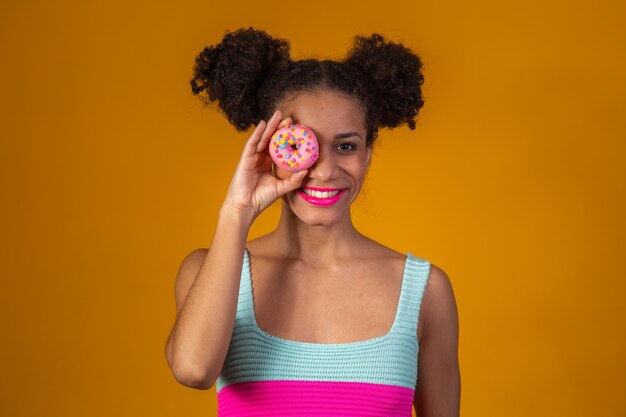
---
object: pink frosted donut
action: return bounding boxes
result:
[269,124,319,173]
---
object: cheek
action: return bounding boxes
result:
[347,160,368,176]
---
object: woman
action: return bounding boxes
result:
[165,27,460,416]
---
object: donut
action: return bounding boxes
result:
[269,124,319,173]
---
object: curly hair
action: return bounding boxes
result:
[190,27,425,147]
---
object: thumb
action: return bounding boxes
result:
[284,170,308,192]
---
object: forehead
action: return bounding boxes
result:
[276,90,365,137]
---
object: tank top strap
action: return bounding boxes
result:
[394,252,432,339]
[235,248,255,326]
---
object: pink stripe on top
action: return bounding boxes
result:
[217,380,415,417]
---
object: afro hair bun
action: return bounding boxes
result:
[190,27,292,131]
[344,34,425,130]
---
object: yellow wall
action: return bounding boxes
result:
[1,0,624,415]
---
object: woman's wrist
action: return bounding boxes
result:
[218,204,255,231]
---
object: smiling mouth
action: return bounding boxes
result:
[296,188,346,207]
[299,187,345,198]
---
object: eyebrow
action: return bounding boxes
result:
[334,132,363,141]
[290,118,363,141]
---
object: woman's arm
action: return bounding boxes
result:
[413,264,461,416]
[164,111,306,390]
[164,211,251,390]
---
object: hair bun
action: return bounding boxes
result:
[345,34,425,130]
[190,27,291,131]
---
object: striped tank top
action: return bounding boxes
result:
[216,248,431,416]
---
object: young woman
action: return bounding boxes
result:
[165,27,460,416]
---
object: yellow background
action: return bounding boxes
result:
[1,0,624,416]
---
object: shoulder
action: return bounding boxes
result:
[424,263,455,300]
[412,262,461,412]
[356,238,407,265]
[420,262,459,343]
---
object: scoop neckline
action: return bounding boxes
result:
[243,248,411,348]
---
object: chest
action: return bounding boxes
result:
[248,255,416,344]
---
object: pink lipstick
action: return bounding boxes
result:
[297,187,347,207]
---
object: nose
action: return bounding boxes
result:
[306,145,339,182]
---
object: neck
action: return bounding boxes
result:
[269,200,366,265]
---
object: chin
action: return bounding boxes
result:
[282,194,346,226]
[299,212,342,226]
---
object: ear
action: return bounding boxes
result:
[365,146,372,170]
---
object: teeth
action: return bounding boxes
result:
[302,188,342,198]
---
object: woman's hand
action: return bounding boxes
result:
[220,110,307,225]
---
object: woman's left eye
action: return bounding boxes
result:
[337,143,357,151]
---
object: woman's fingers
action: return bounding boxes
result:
[277,169,308,196]
[255,110,282,153]
[261,115,294,156]
[278,116,293,128]
[242,120,266,159]
[244,109,293,161]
